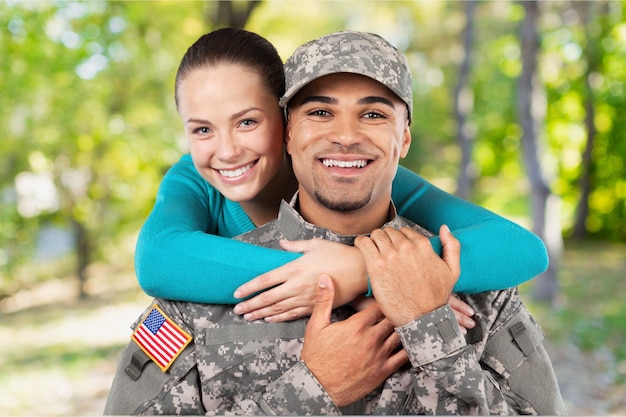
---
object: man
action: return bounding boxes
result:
[105,30,565,415]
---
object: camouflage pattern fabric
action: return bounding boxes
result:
[279,30,413,119]
[104,195,565,415]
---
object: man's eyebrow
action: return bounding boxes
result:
[296,95,395,109]
[358,96,396,109]
[298,96,338,106]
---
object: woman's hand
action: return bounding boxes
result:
[233,239,367,322]
[449,295,475,333]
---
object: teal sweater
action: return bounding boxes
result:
[136,154,548,303]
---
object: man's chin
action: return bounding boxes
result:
[315,193,370,212]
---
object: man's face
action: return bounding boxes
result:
[285,72,411,224]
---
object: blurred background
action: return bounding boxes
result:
[1,0,625,415]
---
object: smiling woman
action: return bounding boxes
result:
[177,64,291,220]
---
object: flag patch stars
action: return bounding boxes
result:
[131,304,192,372]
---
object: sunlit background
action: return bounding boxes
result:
[1,1,625,415]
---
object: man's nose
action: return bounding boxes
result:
[329,116,362,146]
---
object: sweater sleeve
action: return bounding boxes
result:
[392,165,548,292]
[137,156,548,303]
[135,155,300,303]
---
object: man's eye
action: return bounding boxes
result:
[363,111,385,119]
[308,109,331,117]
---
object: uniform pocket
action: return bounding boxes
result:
[195,322,304,412]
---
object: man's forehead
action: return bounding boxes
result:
[293,73,401,106]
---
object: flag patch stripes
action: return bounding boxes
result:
[131,304,192,372]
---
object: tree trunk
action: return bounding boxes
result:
[518,0,563,303]
[573,1,604,239]
[207,0,262,29]
[71,218,90,299]
[455,0,477,200]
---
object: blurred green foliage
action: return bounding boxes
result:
[522,239,626,364]
[1,1,625,294]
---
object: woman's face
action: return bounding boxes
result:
[177,63,285,202]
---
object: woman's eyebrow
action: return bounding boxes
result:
[186,117,210,124]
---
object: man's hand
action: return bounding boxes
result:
[354,225,461,327]
[301,274,408,407]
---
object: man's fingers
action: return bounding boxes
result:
[305,274,335,336]
[358,302,387,327]
[382,330,403,353]
[386,347,410,373]
[367,228,393,251]
[440,225,461,278]
[354,234,376,256]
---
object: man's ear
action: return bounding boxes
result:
[284,119,293,156]
[399,124,412,158]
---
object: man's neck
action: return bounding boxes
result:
[295,190,394,236]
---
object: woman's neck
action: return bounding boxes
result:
[239,157,297,227]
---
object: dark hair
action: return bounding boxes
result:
[174,28,285,110]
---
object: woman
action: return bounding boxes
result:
[135,27,547,323]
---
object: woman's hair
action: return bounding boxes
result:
[174,27,285,110]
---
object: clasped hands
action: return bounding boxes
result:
[301,225,462,407]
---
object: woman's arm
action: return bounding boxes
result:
[135,155,300,303]
[137,156,546,308]
[392,165,548,292]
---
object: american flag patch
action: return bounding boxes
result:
[131,304,192,372]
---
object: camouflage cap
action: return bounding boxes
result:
[279,30,413,119]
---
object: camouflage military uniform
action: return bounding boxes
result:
[105,196,565,415]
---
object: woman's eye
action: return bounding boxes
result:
[193,127,211,135]
[240,119,257,128]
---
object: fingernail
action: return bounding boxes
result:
[233,290,242,298]
[319,275,328,288]
[467,318,476,328]
[234,305,242,314]
[244,313,253,321]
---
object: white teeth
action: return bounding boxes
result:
[218,162,254,178]
[321,159,368,168]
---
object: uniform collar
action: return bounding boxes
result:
[276,191,408,245]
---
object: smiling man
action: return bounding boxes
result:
[284,71,411,235]
[105,30,564,415]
